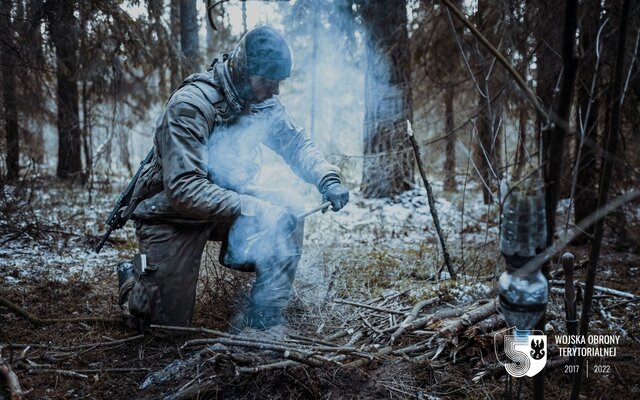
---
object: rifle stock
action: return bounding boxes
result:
[94,149,154,253]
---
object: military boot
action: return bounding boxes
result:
[117,261,138,328]
[242,305,285,330]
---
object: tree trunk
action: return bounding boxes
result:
[570,2,631,398]
[443,84,456,191]
[170,0,182,89]
[25,0,45,164]
[544,0,578,247]
[148,0,168,98]
[360,0,414,198]
[26,0,45,66]
[573,0,601,244]
[533,1,563,157]
[473,0,503,204]
[2,0,20,180]
[180,0,199,77]
[515,107,527,173]
[51,0,83,182]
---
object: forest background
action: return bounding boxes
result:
[1,0,639,399]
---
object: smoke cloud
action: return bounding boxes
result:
[206,96,305,316]
[205,6,368,317]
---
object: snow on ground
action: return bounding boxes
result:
[4,173,639,328]
[1,176,527,306]
[306,179,499,249]
[296,178,502,303]
[1,179,137,286]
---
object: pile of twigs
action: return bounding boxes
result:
[137,292,507,397]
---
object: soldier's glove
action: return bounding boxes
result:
[320,175,349,212]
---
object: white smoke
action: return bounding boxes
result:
[205,7,366,318]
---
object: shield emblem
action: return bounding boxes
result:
[495,328,547,378]
[525,333,547,377]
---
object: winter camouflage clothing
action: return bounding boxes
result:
[119,54,342,334]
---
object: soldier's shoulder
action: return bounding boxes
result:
[170,74,224,109]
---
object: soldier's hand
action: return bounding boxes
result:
[322,182,349,212]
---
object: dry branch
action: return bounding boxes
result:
[392,339,434,356]
[237,360,298,373]
[440,0,552,125]
[549,280,638,300]
[407,121,456,279]
[464,314,505,339]
[390,296,439,342]
[345,347,393,368]
[382,301,472,335]
[149,324,230,338]
[334,299,406,315]
[437,298,498,338]
[27,368,89,379]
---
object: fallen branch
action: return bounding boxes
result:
[464,314,505,339]
[286,333,338,347]
[237,360,298,373]
[390,296,440,343]
[594,302,628,338]
[437,298,498,338]
[345,347,393,368]
[392,338,434,356]
[549,280,639,300]
[186,337,373,360]
[27,368,89,379]
[333,299,405,315]
[163,379,218,400]
[282,350,330,368]
[149,324,230,338]
[382,301,473,334]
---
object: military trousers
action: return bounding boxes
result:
[125,188,304,331]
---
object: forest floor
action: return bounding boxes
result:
[1,175,639,399]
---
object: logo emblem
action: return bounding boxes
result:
[495,328,547,377]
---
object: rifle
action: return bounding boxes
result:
[94,149,154,253]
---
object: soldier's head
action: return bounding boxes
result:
[228,26,292,103]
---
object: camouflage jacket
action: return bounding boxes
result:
[123,67,340,222]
